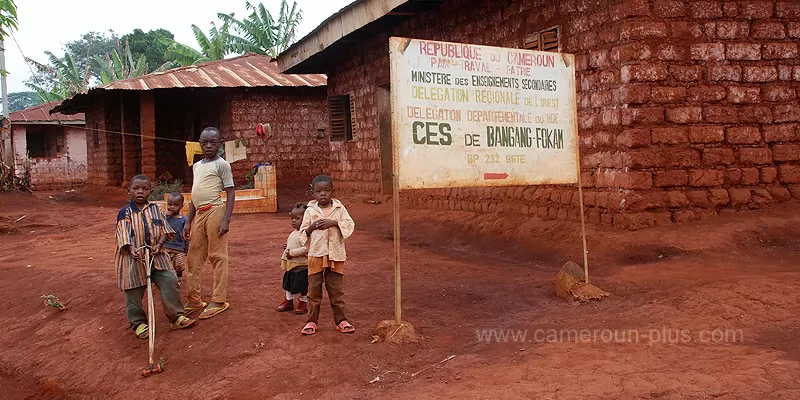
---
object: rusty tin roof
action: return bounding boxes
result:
[99,53,326,90]
[9,101,85,124]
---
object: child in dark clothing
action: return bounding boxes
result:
[163,192,189,285]
[277,202,310,314]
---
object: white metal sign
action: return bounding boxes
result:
[389,37,579,189]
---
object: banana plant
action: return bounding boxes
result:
[218,0,302,57]
[93,39,149,84]
[25,52,89,102]
[161,20,234,66]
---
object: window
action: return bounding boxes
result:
[26,126,64,158]
[328,95,353,142]
[26,131,47,158]
[525,26,560,52]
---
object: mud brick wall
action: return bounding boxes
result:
[228,87,329,186]
[84,96,124,187]
[326,54,386,195]
[325,0,800,229]
[140,92,156,180]
[120,92,141,185]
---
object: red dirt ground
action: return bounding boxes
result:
[1,187,800,399]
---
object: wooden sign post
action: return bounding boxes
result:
[386,36,586,337]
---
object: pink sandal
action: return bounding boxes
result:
[301,322,317,335]
[337,320,355,334]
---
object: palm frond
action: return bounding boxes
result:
[153,61,177,72]
[25,82,66,103]
[133,54,148,77]
[164,41,203,66]
[110,51,124,79]
[93,54,115,84]
[191,24,213,54]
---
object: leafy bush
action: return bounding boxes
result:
[238,171,254,190]
[148,180,183,201]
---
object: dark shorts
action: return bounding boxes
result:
[282,266,308,294]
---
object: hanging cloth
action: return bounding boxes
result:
[224,140,248,163]
[185,142,203,166]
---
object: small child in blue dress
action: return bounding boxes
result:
[163,192,189,286]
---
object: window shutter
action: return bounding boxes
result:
[328,95,353,142]
[524,33,540,51]
[525,27,559,52]
[350,95,357,139]
[541,28,559,52]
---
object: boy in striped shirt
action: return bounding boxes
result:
[115,174,195,338]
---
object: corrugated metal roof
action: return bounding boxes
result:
[277,0,444,74]
[99,53,326,90]
[9,101,85,123]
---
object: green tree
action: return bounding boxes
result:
[8,92,41,111]
[62,30,120,82]
[218,1,302,57]
[0,0,18,76]
[162,20,234,66]
[0,0,17,40]
[121,28,174,71]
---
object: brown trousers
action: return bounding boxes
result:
[186,205,229,304]
[307,268,347,325]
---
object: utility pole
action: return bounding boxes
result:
[0,39,10,166]
[1,39,7,118]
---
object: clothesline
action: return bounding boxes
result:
[58,123,252,165]
[68,124,192,144]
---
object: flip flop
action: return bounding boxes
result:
[301,322,317,335]
[198,302,230,320]
[337,320,355,334]
[135,323,149,339]
[171,315,196,330]
[184,302,207,315]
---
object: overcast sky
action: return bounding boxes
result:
[4,0,353,93]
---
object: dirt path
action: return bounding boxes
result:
[1,190,800,399]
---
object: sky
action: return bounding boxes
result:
[4,0,354,93]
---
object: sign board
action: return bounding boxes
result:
[389,37,579,189]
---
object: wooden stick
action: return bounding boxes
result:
[576,155,589,285]
[145,248,156,366]
[393,173,402,324]
[570,55,590,285]
[411,355,456,378]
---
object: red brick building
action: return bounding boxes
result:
[55,54,328,188]
[277,0,800,229]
